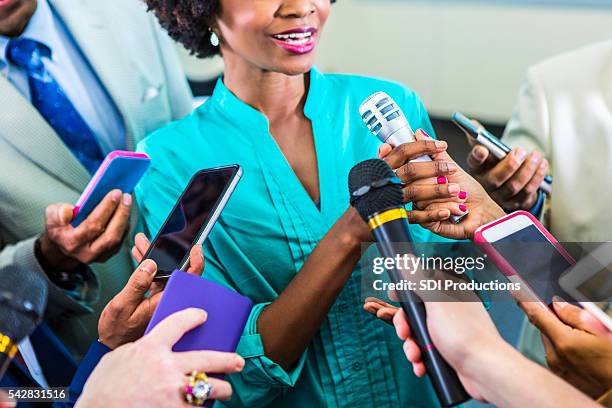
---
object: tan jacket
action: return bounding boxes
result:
[0,0,192,356]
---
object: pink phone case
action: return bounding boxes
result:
[72,151,150,225]
[474,211,575,308]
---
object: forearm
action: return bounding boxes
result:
[257,208,367,370]
[466,342,596,408]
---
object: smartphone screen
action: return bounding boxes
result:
[144,166,240,279]
[491,225,575,304]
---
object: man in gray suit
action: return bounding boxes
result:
[0,0,193,356]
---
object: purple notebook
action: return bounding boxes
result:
[145,270,253,353]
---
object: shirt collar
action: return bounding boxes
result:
[0,0,60,73]
[205,66,328,129]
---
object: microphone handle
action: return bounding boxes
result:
[372,220,470,407]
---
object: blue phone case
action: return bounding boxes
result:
[71,151,150,227]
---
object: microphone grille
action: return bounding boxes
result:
[348,159,404,222]
[359,92,407,142]
[0,266,48,342]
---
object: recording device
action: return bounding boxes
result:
[452,112,552,195]
[474,211,576,310]
[72,151,151,227]
[0,266,48,380]
[142,165,242,281]
[359,92,467,224]
[348,159,470,407]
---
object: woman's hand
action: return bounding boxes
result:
[519,299,612,399]
[404,130,506,240]
[97,233,205,349]
[78,309,243,407]
[378,136,466,225]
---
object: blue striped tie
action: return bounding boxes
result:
[7,38,104,174]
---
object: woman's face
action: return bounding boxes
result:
[216,0,331,76]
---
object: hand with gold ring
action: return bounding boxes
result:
[76,309,244,407]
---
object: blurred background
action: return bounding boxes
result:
[177,0,612,165]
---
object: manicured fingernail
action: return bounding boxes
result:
[111,190,121,202]
[236,357,245,370]
[459,205,468,212]
[122,193,132,206]
[421,130,431,138]
[458,191,468,200]
[448,185,460,195]
[552,296,567,308]
[435,141,447,149]
[437,176,448,185]
[140,259,156,275]
[516,148,527,161]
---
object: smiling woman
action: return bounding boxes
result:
[137,1,466,407]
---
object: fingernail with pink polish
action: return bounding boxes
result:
[459,205,468,212]
[437,176,448,185]
[458,191,468,200]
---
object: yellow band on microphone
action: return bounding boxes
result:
[368,208,408,230]
[0,332,17,358]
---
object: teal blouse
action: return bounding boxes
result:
[136,68,452,408]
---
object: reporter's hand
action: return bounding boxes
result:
[465,124,548,212]
[396,130,506,240]
[98,234,204,349]
[38,190,132,271]
[378,135,463,225]
[78,309,244,407]
[519,299,612,398]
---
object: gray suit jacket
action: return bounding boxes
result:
[0,0,192,356]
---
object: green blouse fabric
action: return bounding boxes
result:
[135,67,454,407]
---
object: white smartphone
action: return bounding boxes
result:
[474,211,576,307]
[141,165,242,281]
[560,243,612,331]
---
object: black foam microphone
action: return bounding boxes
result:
[0,266,48,380]
[349,159,470,407]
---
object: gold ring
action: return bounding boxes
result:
[183,370,213,406]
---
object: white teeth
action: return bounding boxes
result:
[273,31,313,42]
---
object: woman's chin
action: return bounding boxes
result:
[273,59,316,77]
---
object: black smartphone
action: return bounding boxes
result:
[142,165,242,281]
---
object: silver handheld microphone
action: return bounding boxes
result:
[359,92,468,224]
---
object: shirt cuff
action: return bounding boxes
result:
[13,237,98,318]
[529,191,545,218]
[236,302,308,388]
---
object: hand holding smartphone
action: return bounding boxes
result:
[475,211,577,311]
[141,165,242,281]
[452,112,552,195]
[72,151,151,226]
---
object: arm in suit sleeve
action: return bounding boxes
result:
[0,235,98,317]
[53,341,111,408]
[502,68,553,220]
[149,17,194,120]
[502,67,552,161]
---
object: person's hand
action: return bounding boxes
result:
[392,130,506,240]
[0,390,15,408]
[98,233,204,349]
[378,134,465,225]
[392,301,504,402]
[519,299,612,399]
[38,190,132,271]
[464,122,548,212]
[78,309,244,407]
